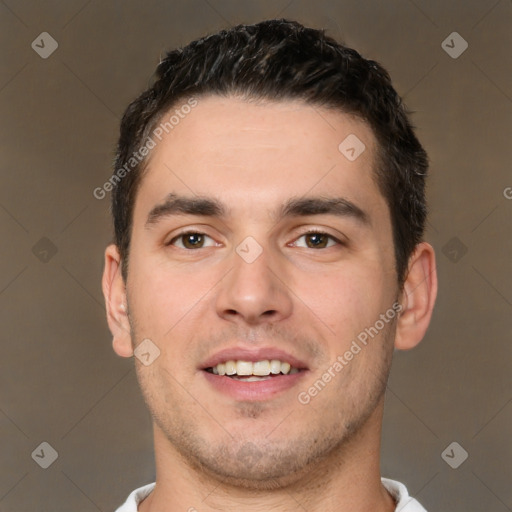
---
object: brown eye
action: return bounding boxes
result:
[294,231,339,249]
[169,232,215,249]
[305,233,330,248]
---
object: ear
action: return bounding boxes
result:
[101,244,133,357]
[394,242,437,350]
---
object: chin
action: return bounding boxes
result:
[196,458,310,490]
[180,436,338,491]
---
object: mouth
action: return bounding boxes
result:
[204,358,303,381]
[200,348,309,400]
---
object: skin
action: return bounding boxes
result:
[102,95,437,512]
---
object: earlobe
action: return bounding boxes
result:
[394,242,438,350]
[101,244,134,358]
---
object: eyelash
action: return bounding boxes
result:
[167,229,343,250]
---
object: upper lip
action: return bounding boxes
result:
[200,346,309,370]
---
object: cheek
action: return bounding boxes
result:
[298,263,389,336]
[126,253,221,362]
[127,257,193,339]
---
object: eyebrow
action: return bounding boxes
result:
[145,193,370,228]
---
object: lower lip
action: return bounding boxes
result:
[202,370,308,401]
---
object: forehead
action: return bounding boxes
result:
[134,95,385,223]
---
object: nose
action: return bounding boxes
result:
[215,243,293,326]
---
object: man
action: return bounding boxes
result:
[102,18,437,512]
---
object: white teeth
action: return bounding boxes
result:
[224,360,236,375]
[210,359,299,376]
[253,360,270,376]
[270,359,282,374]
[236,361,253,376]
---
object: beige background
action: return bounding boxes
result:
[1,1,511,511]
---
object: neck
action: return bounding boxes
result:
[139,400,396,512]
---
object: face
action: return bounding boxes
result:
[117,96,401,485]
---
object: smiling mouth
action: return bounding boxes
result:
[204,359,304,381]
